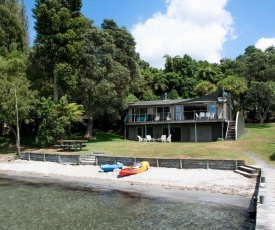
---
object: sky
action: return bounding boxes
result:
[25,0,275,69]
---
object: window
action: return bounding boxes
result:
[207,104,217,119]
[137,127,144,137]
[146,127,153,137]
[154,106,170,120]
[132,107,147,122]
[174,106,184,121]
[137,127,153,137]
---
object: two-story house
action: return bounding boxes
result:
[125,91,245,142]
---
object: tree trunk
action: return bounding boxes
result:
[7,124,20,155]
[54,68,58,102]
[15,90,20,156]
[84,118,94,139]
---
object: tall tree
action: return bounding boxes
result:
[0,55,38,155]
[32,0,86,101]
[245,81,275,123]
[194,81,217,96]
[101,19,140,90]
[0,0,28,56]
[195,61,223,84]
[138,62,160,100]
[217,75,247,115]
[78,20,140,138]
[152,71,168,93]
[163,54,199,98]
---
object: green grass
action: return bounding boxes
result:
[1,123,275,165]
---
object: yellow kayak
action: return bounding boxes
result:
[119,161,150,177]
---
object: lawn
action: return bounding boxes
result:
[1,123,275,166]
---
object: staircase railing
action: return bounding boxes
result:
[225,121,230,140]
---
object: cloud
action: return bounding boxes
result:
[255,38,275,51]
[131,0,234,69]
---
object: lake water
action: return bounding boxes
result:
[0,177,255,230]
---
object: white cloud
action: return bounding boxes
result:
[255,38,275,51]
[131,0,234,68]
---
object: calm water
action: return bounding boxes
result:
[0,177,255,230]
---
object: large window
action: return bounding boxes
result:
[136,127,153,138]
[174,106,184,121]
[137,127,144,137]
[154,106,170,121]
[207,104,217,119]
[132,107,147,122]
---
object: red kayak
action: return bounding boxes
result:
[119,161,150,177]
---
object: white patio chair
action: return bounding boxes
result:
[205,112,210,119]
[159,135,166,143]
[199,112,205,120]
[210,112,215,119]
[145,135,152,142]
[166,134,172,143]
[155,114,160,121]
[137,135,144,142]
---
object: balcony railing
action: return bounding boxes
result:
[128,111,218,123]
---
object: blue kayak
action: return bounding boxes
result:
[100,163,123,172]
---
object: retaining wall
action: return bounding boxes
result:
[20,152,80,165]
[20,153,245,170]
[96,155,245,170]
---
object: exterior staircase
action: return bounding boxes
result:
[225,121,236,140]
[79,153,104,165]
[234,165,260,178]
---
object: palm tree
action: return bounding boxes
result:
[152,71,169,93]
[195,61,223,83]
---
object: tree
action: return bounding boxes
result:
[168,89,179,99]
[143,89,159,101]
[0,55,38,155]
[163,54,199,98]
[217,76,247,98]
[32,0,86,101]
[165,72,181,92]
[217,75,247,115]
[194,81,217,96]
[36,96,84,147]
[125,93,139,104]
[138,64,160,100]
[101,19,140,88]
[236,45,275,83]
[78,20,140,138]
[152,71,168,93]
[245,81,275,123]
[195,61,223,83]
[0,1,28,56]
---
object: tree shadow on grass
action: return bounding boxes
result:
[89,132,124,143]
[269,152,275,161]
[69,131,124,143]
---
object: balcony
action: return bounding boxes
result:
[126,110,220,124]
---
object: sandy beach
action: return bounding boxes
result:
[0,159,257,207]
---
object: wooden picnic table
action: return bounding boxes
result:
[54,140,88,151]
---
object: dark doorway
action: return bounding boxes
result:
[163,127,181,142]
[171,127,181,142]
